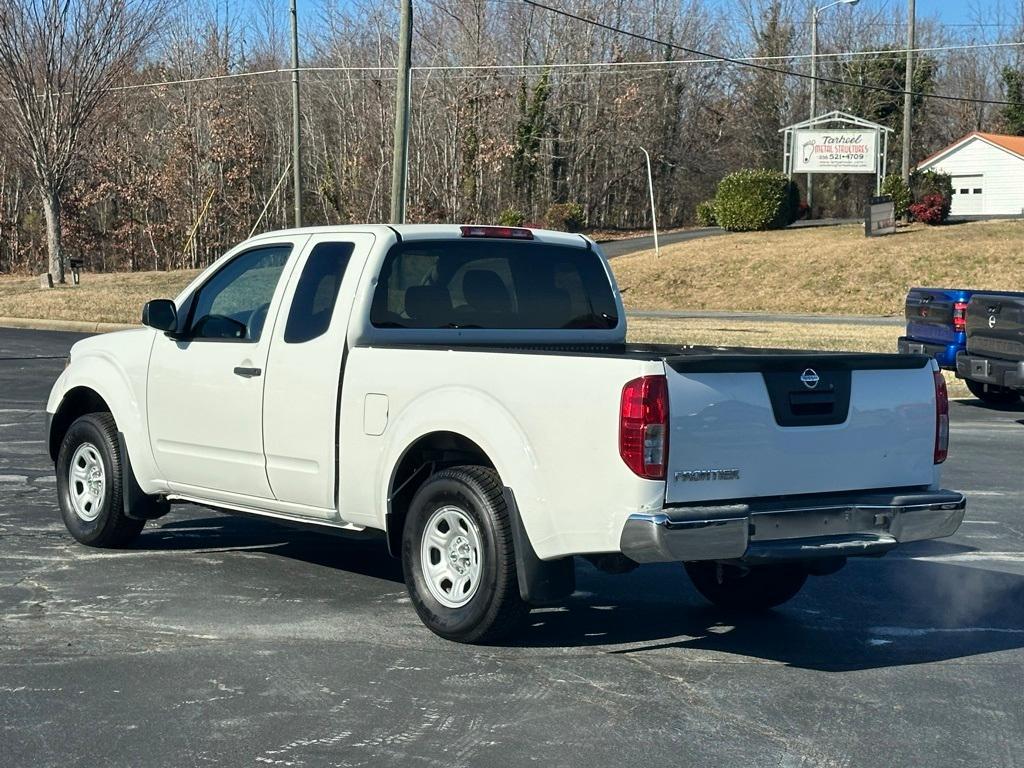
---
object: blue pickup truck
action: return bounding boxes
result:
[900,287,1024,405]
[898,287,972,369]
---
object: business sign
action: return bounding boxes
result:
[865,195,896,238]
[793,129,878,174]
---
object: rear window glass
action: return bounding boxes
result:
[370,240,618,330]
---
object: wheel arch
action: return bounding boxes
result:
[384,430,494,557]
[383,430,575,605]
[48,386,113,461]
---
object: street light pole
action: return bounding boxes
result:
[901,0,916,186]
[289,0,302,228]
[808,0,859,215]
[640,147,659,257]
[808,7,819,213]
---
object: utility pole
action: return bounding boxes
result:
[640,147,660,256]
[290,0,302,228]
[901,0,916,186]
[390,0,413,224]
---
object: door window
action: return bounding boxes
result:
[189,245,292,341]
[284,242,354,343]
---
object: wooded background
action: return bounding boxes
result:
[1,0,1022,275]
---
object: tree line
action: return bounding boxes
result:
[1,0,1022,278]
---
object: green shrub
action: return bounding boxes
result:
[695,200,717,227]
[713,169,799,232]
[544,202,585,232]
[912,169,953,201]
[497,206,526,227]
[880,174,912,219]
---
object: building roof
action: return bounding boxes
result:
[917,131,1024,169]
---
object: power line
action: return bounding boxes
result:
[412,40,1024,71]
[521,0,1020,107]
[1,37,1017,99]
[64,37,1023,94]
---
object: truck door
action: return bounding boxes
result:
[262,233,374,516]
[147,238,306,502]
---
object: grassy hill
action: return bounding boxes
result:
[612,220,1024,316]
[0,270,197,325]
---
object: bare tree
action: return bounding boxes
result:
[0,0,158,283]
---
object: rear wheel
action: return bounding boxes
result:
[402,466,526,643]
[685,562,807,610]
[56,413,145,548]
[965,378,1021,406]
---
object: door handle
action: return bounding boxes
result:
[233,366,262,378]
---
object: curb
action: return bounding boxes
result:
[0,317,136,334]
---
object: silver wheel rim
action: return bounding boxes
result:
[68,442,106,522]
[420,505,483,608]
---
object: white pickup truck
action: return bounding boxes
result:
[47,224,966,643]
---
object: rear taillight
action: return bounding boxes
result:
[619,375,669,480]
[953,301,968,332]
[934,370,949,464]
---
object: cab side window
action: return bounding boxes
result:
[284,242,354,343]
[189,245,292,341]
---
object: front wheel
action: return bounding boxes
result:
[965,378,1021,406]
[685,562,807,610]
[56,413,145,547]
[402,466,526,643]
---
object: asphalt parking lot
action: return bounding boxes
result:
[2,328,1022,767]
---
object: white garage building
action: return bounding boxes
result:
[916,131,1024,217]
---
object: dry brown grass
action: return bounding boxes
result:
[627,317,969,398]
[0,270,197,325]
[0,272,969,397]
[612,220,1024,316]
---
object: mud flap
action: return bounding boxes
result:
[502,487,575,605]
[117,432,170,521]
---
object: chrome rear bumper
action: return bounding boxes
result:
[620,489,966,564]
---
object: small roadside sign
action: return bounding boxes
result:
[865,195,896,237]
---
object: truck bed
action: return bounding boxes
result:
[362,340,938,508]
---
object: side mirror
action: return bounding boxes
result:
[141,299,178,333]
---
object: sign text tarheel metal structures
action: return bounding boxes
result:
[781,111,893,195]
[793,129,878,174]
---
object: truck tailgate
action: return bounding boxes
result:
[904,287,968,345]
[662,353,937,504]
[966,293,1024,362]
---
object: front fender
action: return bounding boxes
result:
[48,331,162,494]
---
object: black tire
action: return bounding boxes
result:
[402,466,527,643]
[56,413,145,548]
[965,378,1021,406]
[685,562,807,610]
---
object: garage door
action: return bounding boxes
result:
[951,175,984,215]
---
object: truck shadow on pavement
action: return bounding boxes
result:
[138,512,1024,671]
[955,398,1024,414]
[512,549,1024,671]
[145,513,405,584]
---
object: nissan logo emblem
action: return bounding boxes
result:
[800,369,820,389]
[988,314,997,329]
